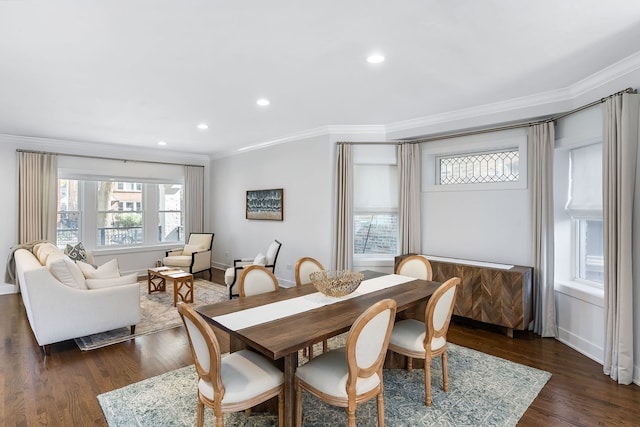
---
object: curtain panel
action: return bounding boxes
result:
[398,143,421,254]
[602,92,639,384]
[18,151,58,244]
[334,144,353,271]
[529,122,558,338]
[185,165,205,235]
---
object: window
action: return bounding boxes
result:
[566,143,603,286]
[353,164,398,255]
[97,181,143,246]
[56,179,184,248]
[56,179,81,247]
[438,148,519,185]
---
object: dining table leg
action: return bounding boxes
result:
[283,351,299,427]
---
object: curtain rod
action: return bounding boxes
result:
[337,87,637,146]
[15,149,205,168]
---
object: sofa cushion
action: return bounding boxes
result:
[182,244,201,256]
[85,272,138,290]
[77,258,120,279]
[46,254,87,289]
[253,253,266,266]
[35,242,61,265]
[64,242,88,263]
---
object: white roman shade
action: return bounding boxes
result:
[566,143,602,218]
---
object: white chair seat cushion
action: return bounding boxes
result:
[295,348,380,399]
[198,349,283,405]
[389,319,446,353]
[163,256,192,267]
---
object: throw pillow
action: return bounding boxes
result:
[77,258,120,279]
[64,242,88,263]
[253,252,267,266]
[182,244,201,256]
[85,273,138,290]
[46,254,87,289]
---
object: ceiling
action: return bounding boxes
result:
[2,1,640,158]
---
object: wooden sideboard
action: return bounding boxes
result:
[395,255,533,337]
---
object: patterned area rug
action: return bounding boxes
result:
[75,279,228,350]
[98,342,551,426]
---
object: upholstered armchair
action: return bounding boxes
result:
[163,232,214,279]
[224,240,282,299]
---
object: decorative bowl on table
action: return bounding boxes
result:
[309,270,364,297]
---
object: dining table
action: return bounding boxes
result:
[195,270,441,427]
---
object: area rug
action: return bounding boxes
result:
[75,279,228,351]
[98,343,551,426]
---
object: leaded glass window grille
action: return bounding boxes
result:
[438,149,520,185]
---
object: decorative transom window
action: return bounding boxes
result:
[439,149,520,185]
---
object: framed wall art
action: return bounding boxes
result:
[246,188,284,221]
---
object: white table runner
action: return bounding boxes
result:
[211,274,415,331]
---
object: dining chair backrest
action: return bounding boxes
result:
[396,255,433,281]
[294,257,324,286]
[425,277,460,347]
[346,298,397,387]
[239,264,280,297]
[177,302,223,397]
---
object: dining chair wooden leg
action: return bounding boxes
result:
[347,403,357,427]
[278,388,284,427]
[376,389,385,427]
[442,351,449,392]
[425,353,432,406]
[196,398,205,427]
[295,379,303,427]
[213,404,224,427]
[407,356,413,372]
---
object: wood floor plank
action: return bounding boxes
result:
[1,269,639,426]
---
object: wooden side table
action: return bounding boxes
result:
[147,268,195,306]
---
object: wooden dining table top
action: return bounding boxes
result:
[195,270,440,361]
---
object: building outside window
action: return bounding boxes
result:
[353,164,398,255]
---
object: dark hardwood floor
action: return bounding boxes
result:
[2,269,640,426]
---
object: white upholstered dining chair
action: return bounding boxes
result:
[238,264,280,298]
[395,255,433,281]
[294,298,397,427]
[294,257,327,359]
[388,277,460,406]
[177,302,284,426]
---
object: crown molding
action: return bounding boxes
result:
[1,133,209,166]
[386,51,640,136]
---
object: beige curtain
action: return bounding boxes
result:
[603,92,639,384]
[529,122,558,337]
[18,151,58,244]
[184,165,205,236]
[398,143,421,254]
[334,143,353,270]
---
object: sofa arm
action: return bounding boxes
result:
[166,248,184,257]
[192,250,211,273]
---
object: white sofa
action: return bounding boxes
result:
[14,246,141,354]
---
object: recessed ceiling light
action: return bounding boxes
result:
[157,141,167,146]
[367,54,385,64]
[197,123,209,130]
[256,98,270,106]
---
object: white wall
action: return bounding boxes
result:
[420,129,531,266]
[210,135,334,286]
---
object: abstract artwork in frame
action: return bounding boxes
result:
[246,188,284,221]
